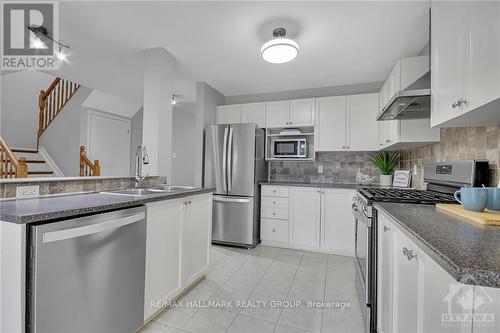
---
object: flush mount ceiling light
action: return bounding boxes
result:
[171,94,183,105]
[27,25,70,61]
[261,27,299,64]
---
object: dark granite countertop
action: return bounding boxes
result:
[375,202,500,288]
[259,181,384,189]
[0,188,213,224]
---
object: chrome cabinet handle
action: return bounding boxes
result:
[452,101,459,108]
[403,247,417,261]
[272,212,276,216]
[273,201,276,204]
[457,98,468,106]
[383,225,390,232]
[386,139,391,143]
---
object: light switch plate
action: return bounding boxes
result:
[318,165,323,174]
[413,164,418,176]
[16,185,40,199]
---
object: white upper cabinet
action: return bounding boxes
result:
[315,96,346,151]
[289,187,320,249]
[431,1,500,127]
[265,100,290,128]
[216,104,242,124]
[241,102,266,128]
[346,93,380,151]
[289,98,315,127]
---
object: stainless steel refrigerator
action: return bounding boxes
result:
[204,123,266,248]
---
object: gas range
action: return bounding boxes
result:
[357,187,456,205]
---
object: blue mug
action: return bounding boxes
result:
[454,187,488,212]
[486,188,500,211]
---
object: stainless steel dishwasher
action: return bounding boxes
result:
[27,206,147,333]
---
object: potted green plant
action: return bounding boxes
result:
[370,152,400,186]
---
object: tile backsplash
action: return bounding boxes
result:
[401,126,500,189]
[269,152,381,183]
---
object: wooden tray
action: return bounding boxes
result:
[436,204,500,226]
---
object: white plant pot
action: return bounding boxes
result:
[380,175,393,187]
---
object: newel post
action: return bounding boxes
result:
[94,160,100,176]
[38,90,46,144]
[79,146,85,176]
[17,157,28,178]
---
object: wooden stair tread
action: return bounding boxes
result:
[27,171,54,175]
[10,148,39,154]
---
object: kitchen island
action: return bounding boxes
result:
[0,187,213,333]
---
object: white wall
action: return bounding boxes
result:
[194,82,225,186]
[172,103,196,185]
[82,90,142,119]
[142,47,174,179]
[0,71,55,148]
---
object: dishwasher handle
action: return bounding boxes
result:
[42,212,146,244]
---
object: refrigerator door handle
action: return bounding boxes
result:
[227,127,234,192]
[213,196,252,203]
[222,126,228,192]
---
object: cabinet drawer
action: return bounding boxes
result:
[261,196,289,208]
[262,207,289,220]
[261,186,289,197]
[261,219,289,243]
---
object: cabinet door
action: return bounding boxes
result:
[431,1,467,127]
[315,96,347,151]
[377,215,395,333]
[393,232,420,333]
[265,100,290,128]
[465,1,500,112]
[473,285,500,333]
[289,187,320,248]
[289,98,315,127]
[241,102,266,128]
[217,104,242,124]
[183,194,212,286]
[387,60,401,102]
[320,189,355,255]
[144,199,184,320]
[420,250,473,333]
[346,93,380,151]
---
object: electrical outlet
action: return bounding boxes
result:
[318,165,323,174]
[16,185,40,199]
[413,164,418,176]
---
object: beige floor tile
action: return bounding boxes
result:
[209,287,251,313]
[263,261,298,282]
[240,292,283,323]
[139,321,180,333]
[278,307,323,333]
[153,306,199,329]
[254,278,292,299]
[183,308,236,333]
[322,310,365,333]
[226,314,275,333]
[275,324,314,333]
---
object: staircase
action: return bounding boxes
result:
[0,76,100,178]
[10,148,55,177]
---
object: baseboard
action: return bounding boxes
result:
[261,240,355,257]
[38,146,64,177]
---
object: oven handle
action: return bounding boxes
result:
[352,203,372,227]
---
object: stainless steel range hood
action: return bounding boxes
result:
[377,71,431,121]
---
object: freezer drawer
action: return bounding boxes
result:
[212,195,255,246]
[28,206,146,333]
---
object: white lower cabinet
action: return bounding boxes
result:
[320,189,356,256]
[378,212,474,333]
[182,193,212,287]
[289,187,321,249]
[260,185,355,255]
[144,193,212,321]
[472,285,500,333]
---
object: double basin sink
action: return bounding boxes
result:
[101,185,197,197]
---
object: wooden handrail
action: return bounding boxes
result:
[38,77,81,147]
[79,146,100,177]
[0,137,28,178]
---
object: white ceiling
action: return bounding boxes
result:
[58,1,430,103]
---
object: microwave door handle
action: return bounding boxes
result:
[227,126,234,192]
[222,126,228,192]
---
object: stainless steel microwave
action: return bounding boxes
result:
[273,138,307,158]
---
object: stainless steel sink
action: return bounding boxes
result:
[100,188,159,197]
[147,185,197,192]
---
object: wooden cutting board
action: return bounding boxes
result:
[436,204,500,226]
